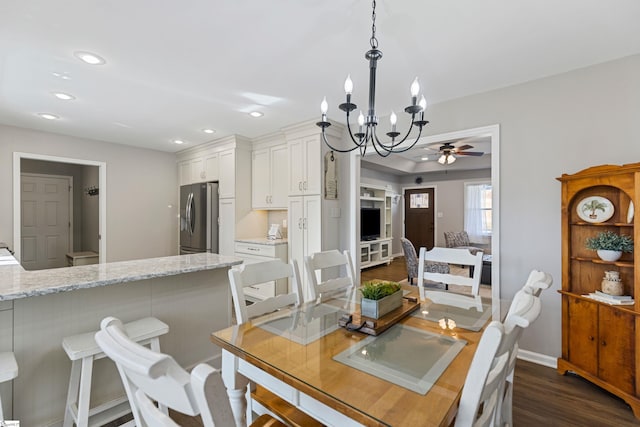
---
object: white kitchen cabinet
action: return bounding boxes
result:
[219,148,235,199]
[234,240,288,301]
[288,195,322,301]
[287,135,321,196]
[178,151,219,185]
[218,198,235,256]
[203,152,219,182]
[252,143,288,209]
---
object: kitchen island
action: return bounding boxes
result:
[0,249,242,426]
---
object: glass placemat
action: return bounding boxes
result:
[333,324,467,395]
[411,291,491,331]
[257,303,344,345]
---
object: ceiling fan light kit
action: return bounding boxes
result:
[316,0,429,158]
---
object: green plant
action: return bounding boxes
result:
[585,231,634,252]
[360,280,401,300]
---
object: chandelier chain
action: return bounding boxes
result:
[317,0,429,158]
[370,0,378,49]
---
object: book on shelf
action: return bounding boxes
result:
[584,292,635,305]
[594,290,632,300]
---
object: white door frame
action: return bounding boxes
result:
[13,152,107,263]
[349,124,500,318]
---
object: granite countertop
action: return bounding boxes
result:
[235,237,288,246]
[0,251,243,301]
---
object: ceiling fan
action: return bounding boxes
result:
[425,141,484,165]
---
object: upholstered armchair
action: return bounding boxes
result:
[443,231,482,255]
[400,238,449,284]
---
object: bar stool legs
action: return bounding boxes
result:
[0,352,18,422]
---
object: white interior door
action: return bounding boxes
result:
[21,174,71,270]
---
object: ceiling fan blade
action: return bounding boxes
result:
[456,151,484,156]
[456,144,474,151]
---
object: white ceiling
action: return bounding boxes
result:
[1,0,640,157]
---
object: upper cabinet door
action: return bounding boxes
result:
[287,135,321,196]
[270,144,289,208]
[204,152,219,182]
[304,135,321,195]
[219,149,235,199]
[288,138,305,196]
[252,148,270,209]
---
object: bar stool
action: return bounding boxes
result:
[62,317,169,427]
[0,352,18,421]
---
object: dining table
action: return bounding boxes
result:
[210,285,494,427]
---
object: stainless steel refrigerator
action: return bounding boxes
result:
[179,182,219,254]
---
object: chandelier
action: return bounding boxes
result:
[316,0,429,157]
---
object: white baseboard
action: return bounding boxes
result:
[517,349,557,369]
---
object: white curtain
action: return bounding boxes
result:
[464,183,492,244]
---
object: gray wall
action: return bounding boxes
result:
[409,54,640,358]
[82,165,99,252]
[0,125,179,262]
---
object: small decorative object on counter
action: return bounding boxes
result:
[585,231,634,262]
[601,270,624,296]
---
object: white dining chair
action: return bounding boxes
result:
[228,259,324,426]
[304,249,357,304]
[455,320,509,427]
[95,316,284,427]
[495,270,552,427]
[228,259,303,324]
[417,247,484,300]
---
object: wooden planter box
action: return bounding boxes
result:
[361,290,403,319]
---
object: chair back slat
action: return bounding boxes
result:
[417,247,484,297]
[228,259,303,324]
[304,250,356,304]
[455,321,509,427]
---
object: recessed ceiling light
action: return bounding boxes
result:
[421,156,431,161]
[38,113,59,120]
[74,51,106,65]
[249,111,263,118]
[52,72,71,80]
[202,128,216,134]
[173,139,185,145]
[52,92,75,101]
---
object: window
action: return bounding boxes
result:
[409,193,429,208]
[464,182,492,244]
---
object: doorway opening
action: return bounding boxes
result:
[13,152,107,266]
[349,124,500,317]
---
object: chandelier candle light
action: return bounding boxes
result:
[316,0,429,157]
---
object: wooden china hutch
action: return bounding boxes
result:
[557,163,640,418]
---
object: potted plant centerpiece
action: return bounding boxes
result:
[585,231,634,262]
[360,280,402,319]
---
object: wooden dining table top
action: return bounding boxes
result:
[211,286,491,427]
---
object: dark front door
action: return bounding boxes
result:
[404,187,435,251]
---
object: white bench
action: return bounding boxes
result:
[62,317,169,427]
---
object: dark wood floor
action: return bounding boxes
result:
[113,258,640,426]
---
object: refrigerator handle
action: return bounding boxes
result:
[186,192,193,235]
[189,192,196,234]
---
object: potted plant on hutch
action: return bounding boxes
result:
[585,230,634,262]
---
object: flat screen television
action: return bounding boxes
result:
[360,207,381,241]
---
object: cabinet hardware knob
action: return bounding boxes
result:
[588,336,594,341]
[601,341,606,346]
